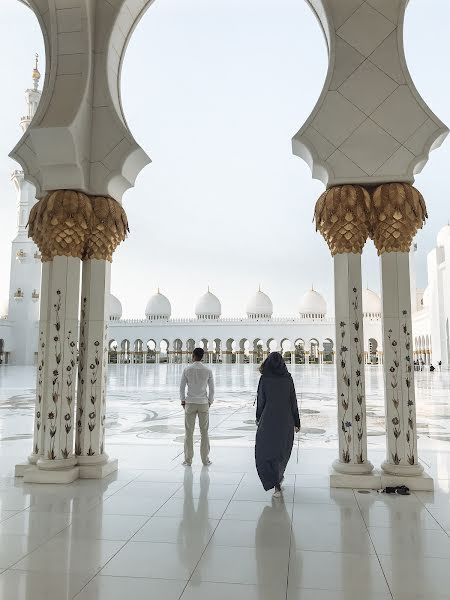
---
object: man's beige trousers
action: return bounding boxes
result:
[184,403,210,464]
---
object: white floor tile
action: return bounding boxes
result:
[100,494,166,516]
[56,512,149,541]
[0,570,89,600]
[173,483,238,500]
[74,575,186,600]
[155,497,229,519]
[101,540,202,580]
[293,487,357,506]
[0,510,72,540]
[0,535,45,569]
[0,510,19,523]
[191,544,289,587]
[132,515,218,546]
[379,554,450,596]
[369,526,450,558]
[287,589,391,600]
[292,519,375,554]
[361,505,441,529]
[289,550,390,594]
[210,517,291,548]
[223,499,293,522]
[234,483,294,502]
[11,537,124,575]
[181,580,286,600]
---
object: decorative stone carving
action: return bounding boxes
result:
[28,190,92,261]
[314,185,371,255]
[28,190,128,262]
[371,183,427,254]
[294,0,448,186]
[84,196,129,262]
[10,0,150,201]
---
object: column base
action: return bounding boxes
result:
[381,460,424,477]
[79,459,118,480]
[332,458,374,475]
[22,465,80,484]
[381,472,434,492]
[330,468,382,489]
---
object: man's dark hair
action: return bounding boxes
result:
[193,347,204,360]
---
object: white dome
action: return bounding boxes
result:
[299,288,327,317]
[437,225,450,248]
[0,299,8,319]
[145,290,171,319]
[423,285,431,308]
[195,289,221,319]
[246,288,273,318]
[362,288,381,316]
[109,294,122,320]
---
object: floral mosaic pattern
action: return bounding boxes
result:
[386,309,417,467]
[351,288,365,464]
[34,329,45,455]
[75,297,87,456]
[48,290,62,460]
[338,287,366,465]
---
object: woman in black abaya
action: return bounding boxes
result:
[255,352,300,497]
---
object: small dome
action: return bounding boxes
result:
[0,299,8,319]
[145,290,171,320]
[195,289,221,319]
[362,288,381,317]
[422,286,431,308]
[109,294,122,320]
[246,288,273,318]
[437,225,450,248]
[299,288,327,317]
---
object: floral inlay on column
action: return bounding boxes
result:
[403,309,415,465]
[387,328,401,465]
[87,340,101,456]
[76,297,87,456]
[62,329,76,459]
[338,320,351,463]
[48,289,62,460]
[34,329,45,455]
[351,287,365,464]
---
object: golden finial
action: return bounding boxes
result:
[32,53,41,89]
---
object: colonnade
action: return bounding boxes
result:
[315,183,428,487]
[12,0,448,488]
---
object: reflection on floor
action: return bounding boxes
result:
[1,364,450,598]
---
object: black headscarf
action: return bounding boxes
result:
[259,351,289,377]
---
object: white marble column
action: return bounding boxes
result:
[23,256,81,483]
[76,259,117,479]
[380,252,423,478]
[333,253,374,480]
[16,262,51,474]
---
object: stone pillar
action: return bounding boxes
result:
[372,183,430,487]
[75,260,114,478]
[16,191,93,483]
[16,191,128,483]
[315,185,375,486]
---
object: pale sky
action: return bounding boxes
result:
[1,0,449,318]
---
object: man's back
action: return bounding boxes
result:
[180,361,214,404]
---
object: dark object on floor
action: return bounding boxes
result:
[380,485,410,495]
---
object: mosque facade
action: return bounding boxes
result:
[0,63,447,370]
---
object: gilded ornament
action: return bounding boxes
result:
[314,185,371,255]
[371,183,427,254]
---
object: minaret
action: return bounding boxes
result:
[8,55,42,365]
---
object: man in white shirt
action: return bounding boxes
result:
[180,347,215,466]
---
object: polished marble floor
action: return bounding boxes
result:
[1,364,450,599]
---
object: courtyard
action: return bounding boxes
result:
[1,365,450,599]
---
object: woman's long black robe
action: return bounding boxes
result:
[255,373,300,491]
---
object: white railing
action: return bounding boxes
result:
[112,316,336,326]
